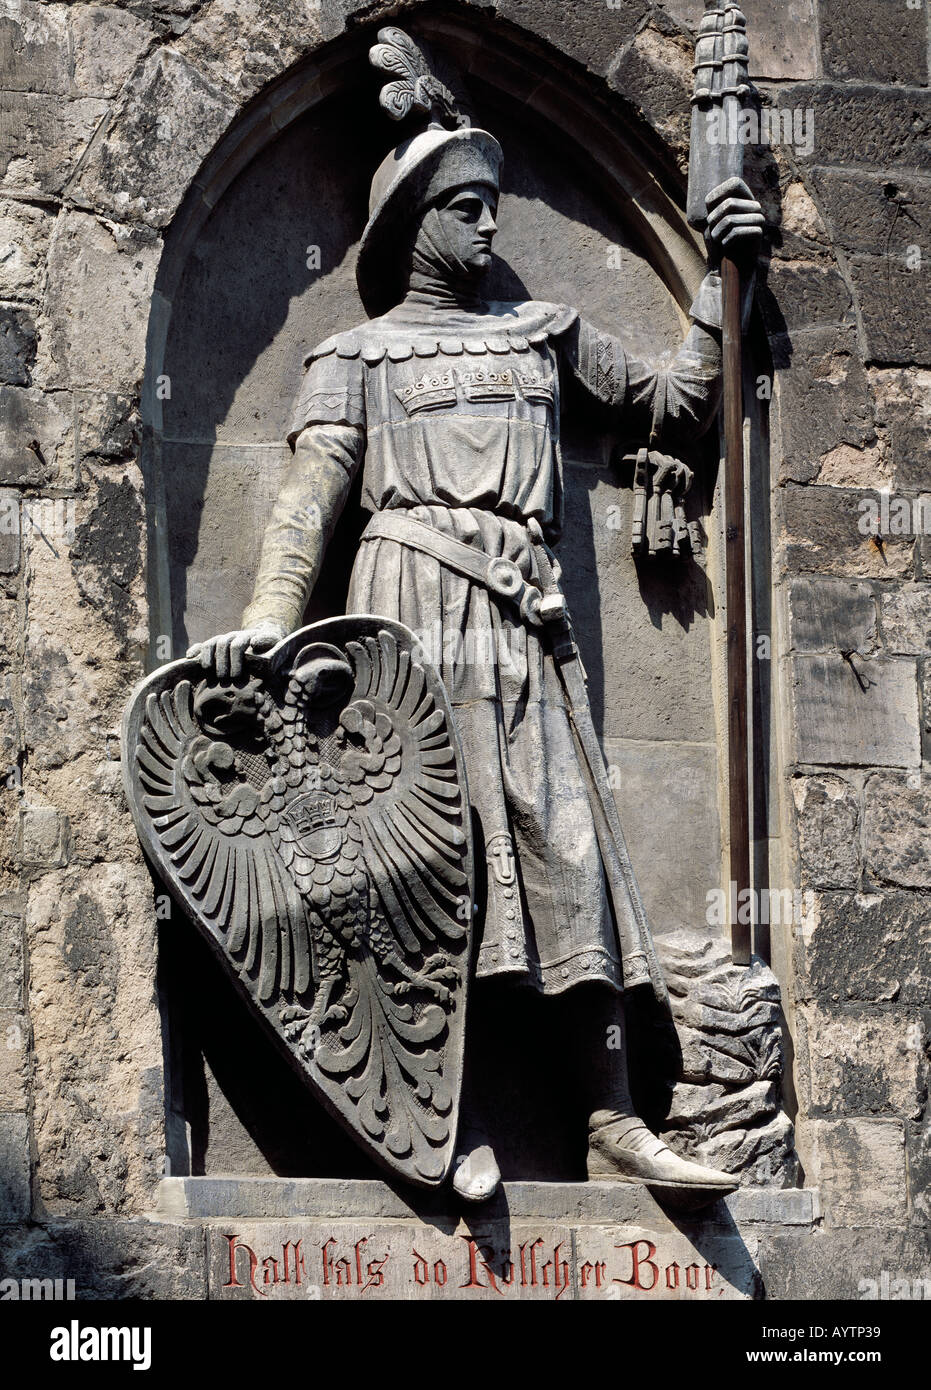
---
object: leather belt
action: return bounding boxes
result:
[361,510,566,628]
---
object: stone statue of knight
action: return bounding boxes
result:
[190,27,765,1203]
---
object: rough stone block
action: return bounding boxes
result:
[0,93,109,199]
[606,18,692,158]
[0,916,23,1011]
[67,468,146,653]
[725,1186,818,1226]
[74,390,139,464]
[780,483,913,578]
[864,771,931,888]
[0,306,36,387]
[0,3,71,96]
[792,774,862,889]
[0,1218,207,1299]
[798,890,931,1007]
[0,198,53,305]
[775,332,876,486]
[0,1112,30,1222]
[871,366,931,493]
[879,584,931,656]
[26,863,165,1217]
[70,5,153,99]
[659,0,819,79]
[18,806,70,868]
[42,212,160,391]
[770,85,931,172]
[759,1228,928,1300]
[812,170,931,261]
[798,1004,926,1119]
[0,1011,27,1110]
[762,261,853,335]
[175,0,326,103]
[849,255,931,367]
[906,1115,931,1230]
[921,659,931,758]
[815,443,891,490]
[0,490,20,577]
[790,653,920,769]
[776,180,831,261]
[0,385,69,486]
[821,0,927,85]
[787,577,877,654]
[494,0,648,76]
[74,48,239,228]
[807,1118,907,1229]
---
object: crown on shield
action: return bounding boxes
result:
[357,27,503,316]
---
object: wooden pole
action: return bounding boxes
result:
[687,2,753,964]
[722,254,751,965]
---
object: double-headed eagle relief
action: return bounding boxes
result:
[124,17,765,1201]
[123,619,473,1183]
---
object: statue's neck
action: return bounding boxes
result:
[403,267,484,313]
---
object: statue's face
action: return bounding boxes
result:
[432,181,499,273]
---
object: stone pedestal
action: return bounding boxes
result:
[155,1178,819,1302]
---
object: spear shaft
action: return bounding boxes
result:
[687,1,753,965]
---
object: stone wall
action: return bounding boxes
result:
[0,0,928,1297]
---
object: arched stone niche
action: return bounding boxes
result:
[142,13,742,1179]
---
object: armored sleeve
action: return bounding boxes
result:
[243,418,364,632]
[286,345,366,447]
[556,272,725,448]
[243,345,368,631]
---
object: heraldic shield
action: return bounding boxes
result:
[122,617,475,1186]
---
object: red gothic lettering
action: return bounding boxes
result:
[223,1234,264,1297]
[580,1261,607,1289]
[321,1238,337,1287]
[282,1240,305,1286]
[365,1256,388,1291]
[614,1240,659,1292]
[459,1237,504,1294]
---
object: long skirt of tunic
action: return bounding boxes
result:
[347,503,622,996]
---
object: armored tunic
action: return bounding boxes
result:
[245,291,723,995]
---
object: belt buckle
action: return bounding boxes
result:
[486,557,523,598]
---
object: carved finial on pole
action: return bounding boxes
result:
[687,2,752,230]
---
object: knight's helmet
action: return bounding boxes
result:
[356,27,503,317]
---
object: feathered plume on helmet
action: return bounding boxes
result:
[357,27,503,317]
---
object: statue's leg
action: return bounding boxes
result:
[452,1060,501,1203]
[582,987,739,1203]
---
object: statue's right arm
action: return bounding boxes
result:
[187,421,364,678]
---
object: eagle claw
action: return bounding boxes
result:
[392,954,460,1003]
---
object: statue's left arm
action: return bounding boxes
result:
[555,178,764,452]
[557,281,725,451]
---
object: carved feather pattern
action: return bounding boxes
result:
[124,619,473,1185]
[369,26,463,128]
